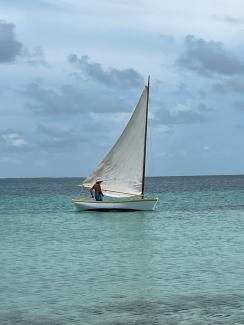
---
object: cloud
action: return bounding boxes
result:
[0,0,65,11]
[170,82,194,99]
[197,103,215,112]
[0,130,32,153]
[68,54,144,88]
[0,20,49,67]
[0,123,111,156]
[0,156,22,164]
[212,78,244,93]
[213,14,244,26]
[35,122,118,153]
[0,132,27,147]
[233,101,244,111]
[203,145,211,151]
[25,83,84,115]
[21,46,50,68]
[235,123,244,130]
[153,103,208,125]
[159,34,176,52]
[36,125,81,152]
[0,20,22,63]
[24,82,130,115]
[177,35,244,76]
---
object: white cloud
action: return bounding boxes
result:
[203,145,211,151]
[170,103,192,115]
[1,133,27,147]
[0,156,22,164]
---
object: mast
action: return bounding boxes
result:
[141,75,150,199]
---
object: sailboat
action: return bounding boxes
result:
[73,76,158,211]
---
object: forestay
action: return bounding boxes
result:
[81,87,148,197]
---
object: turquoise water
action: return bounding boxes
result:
[1,176,244,324]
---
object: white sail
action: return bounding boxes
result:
[82,86,148,198]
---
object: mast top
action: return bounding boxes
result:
[147,75,150,89]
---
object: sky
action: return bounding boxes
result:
[1,0,244,177]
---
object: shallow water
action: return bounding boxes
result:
[1,176,244,324]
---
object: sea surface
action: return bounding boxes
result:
[1,176,244,325]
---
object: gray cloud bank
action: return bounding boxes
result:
[24,82,130,115]
[153,103,209,125]
[36,125,81,152]
[213,15,244,26]
[0,20,22,63]
[68,54,144,88]
[25,83,83,115]
[178,35,244,76]
[0,20,48,66]
[212,78,244,93]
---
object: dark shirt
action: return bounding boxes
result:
[90,183,103,201]
[91,183,103,194]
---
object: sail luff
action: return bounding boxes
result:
[141,75,150,199]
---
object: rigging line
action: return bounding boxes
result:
[80,184,140,196]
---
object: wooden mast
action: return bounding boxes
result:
[141,75,150,199]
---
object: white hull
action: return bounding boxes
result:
[73,198,158,211]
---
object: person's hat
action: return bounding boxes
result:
[96,178,103,183]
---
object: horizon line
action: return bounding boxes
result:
[1,173,244,179]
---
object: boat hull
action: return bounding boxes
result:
[73,198,158,211]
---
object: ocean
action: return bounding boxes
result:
[1,176,244,324]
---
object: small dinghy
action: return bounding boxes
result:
[73,76,159,211]
[73,198,158,211]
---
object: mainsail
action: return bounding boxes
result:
[81,84,149,198]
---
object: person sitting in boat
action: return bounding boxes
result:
[90,179,104,201]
